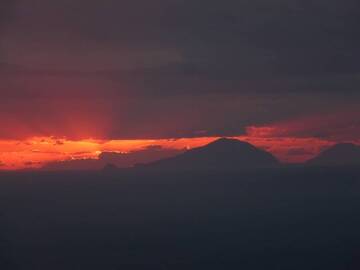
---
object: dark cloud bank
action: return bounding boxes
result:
[0,0,359,139]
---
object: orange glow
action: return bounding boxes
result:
[0,132,336,170]
[237,135,333,163]
[0,137,221,170]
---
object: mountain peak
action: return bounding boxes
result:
[210,137,241,144]
[326,143,358,151]
[190,138,260,155]
[141,138,279,171]
[207,137,252,147]
[308,143,360,166]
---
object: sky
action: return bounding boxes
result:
[0,0,360,169]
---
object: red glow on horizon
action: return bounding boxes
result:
[0,132,336,170]
[3,109,360,170]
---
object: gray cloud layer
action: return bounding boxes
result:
[0,0,359,139]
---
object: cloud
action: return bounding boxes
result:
[247,108,360,142]
[3,0,360,81]
[0,0,15,32]
[0,0,16,61]
[0,0,359,140]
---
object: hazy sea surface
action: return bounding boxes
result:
[1,167,360,269]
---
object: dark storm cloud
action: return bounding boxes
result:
[0,0,15,31]
[0,0,360,139]
[3,0,360,93]
[192,0,360,74]
[0,0,16,61]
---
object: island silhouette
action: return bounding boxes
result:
[136,138,280,171]
[307,143,360,166]
[41,139,360,171]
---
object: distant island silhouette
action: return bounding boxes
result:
[136,138,280,171]
[41,139,360,172]
[307,143,360,166]
[43,146,183,171]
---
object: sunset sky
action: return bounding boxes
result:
[0,0,360,169]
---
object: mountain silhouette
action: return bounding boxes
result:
[307,143,360,166]
[138,138,279,171]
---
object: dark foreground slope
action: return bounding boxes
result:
[1,167,360,270]
[140,138,279,171]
